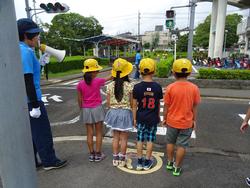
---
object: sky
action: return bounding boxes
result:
[14,0,249,35]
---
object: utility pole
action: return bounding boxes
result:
[187,0,196,61]
[0,0,37,187]
[25,0,31,18]
[138,11,141,48]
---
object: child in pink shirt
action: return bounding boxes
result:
[77,59,111,162]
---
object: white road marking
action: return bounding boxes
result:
[192,66,198,73]
[49,95,63,102]
[239,114,249,124]
[61,80,80,85]
[51,116,80,126]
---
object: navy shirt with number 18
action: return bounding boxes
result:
[133,81,163,127]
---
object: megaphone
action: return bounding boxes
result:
[40,44,66,62]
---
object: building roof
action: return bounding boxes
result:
[63,34,139,46]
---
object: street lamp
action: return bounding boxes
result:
[223,29,228,56]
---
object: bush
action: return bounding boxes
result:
[156,56,174,78]
[48,56,110,73]
[197,68,250,80]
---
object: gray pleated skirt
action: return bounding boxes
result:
[104,108,133,131]
[80,105,105,124]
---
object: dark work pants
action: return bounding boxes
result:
[134,64,140,79]
[28,101,58,166]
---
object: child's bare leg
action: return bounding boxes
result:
[120,132,128,155]
[112,130,120,155]
[86,124,94,153]
[146,142,153,159]
[167,144,175,162]
[137,141,143,158]
[175,146,186,167]
[95,121,103,153]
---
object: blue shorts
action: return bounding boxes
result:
[136,123,157,142]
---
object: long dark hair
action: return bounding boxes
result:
[83,72,93,85]
[114,72,130,102]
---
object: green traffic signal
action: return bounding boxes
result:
[166,20,175,29]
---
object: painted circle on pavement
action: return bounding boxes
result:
[117,148,164,174]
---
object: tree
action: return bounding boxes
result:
[177,33,188,52]
[194,13,242,49]
[40,13,103,55]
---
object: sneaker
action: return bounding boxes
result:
[166,160,174,171]
[95,152,106,162]
[43,160,67,171]
[89,152,95,162]
[136,158,143,171]
[113,155,119,166]
[143,159,153,170]
[173,166,182,176]
[119,155,126,167]
[126,158,133,169]
[246,177,250,186]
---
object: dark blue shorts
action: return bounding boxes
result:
[136,123,157,142]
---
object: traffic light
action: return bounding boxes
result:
[40,2,69,13]
[165,10,175,29]
[166,10,175,18]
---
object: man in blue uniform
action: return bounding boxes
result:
[133,49,142,79]
[17,18,67,170]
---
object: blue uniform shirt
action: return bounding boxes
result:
[19,42,42,101]
[135,52,141,65]
[133,81,163,126]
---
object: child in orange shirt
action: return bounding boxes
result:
[163,58,201,176]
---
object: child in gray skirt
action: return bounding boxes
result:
[77,59,112,162]
[104,58,133,168]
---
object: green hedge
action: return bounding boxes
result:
[48,56,110,73]
[156,56,174,78]
[197,68,250,80]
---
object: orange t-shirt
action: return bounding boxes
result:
[164,81,201,129]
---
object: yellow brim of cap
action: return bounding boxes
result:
[111,63,133,78]
[82,65,103,73]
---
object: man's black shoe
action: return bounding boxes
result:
[36,162,43,170]
[43,160,68,171]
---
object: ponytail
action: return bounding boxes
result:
[114,73,130,102]
[114,71,124,102]
[83,72,93,85]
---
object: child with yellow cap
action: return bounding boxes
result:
[104,58,134,168]
[77,58,112,162]
[163,58,201,176]
[132,58,163,171]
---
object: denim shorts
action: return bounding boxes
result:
[137,123,157,142]
[166,126,193,148]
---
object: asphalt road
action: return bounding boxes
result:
[39,79,250,188]
[43,80,250,155]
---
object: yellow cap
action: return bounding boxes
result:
[139,58,156,74]
[111,58,133,78]
[172,58,192,73]
[82,59,103,73]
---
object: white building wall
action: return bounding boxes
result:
[141,31,171,50]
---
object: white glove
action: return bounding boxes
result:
[39,53,50,66]
[29,107,41,118]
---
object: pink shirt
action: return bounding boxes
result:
[77,78,106,108]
